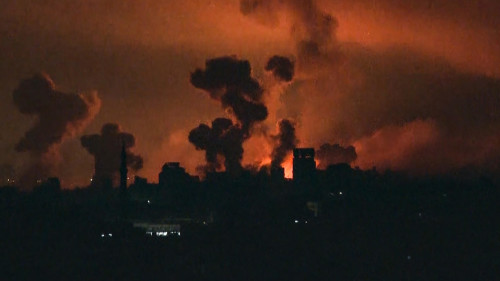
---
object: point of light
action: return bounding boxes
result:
[154,231,181,237]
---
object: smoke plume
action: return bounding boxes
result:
[241,0,340,71]
[12,73,101,188]
[188,118,245,174]
[316,143,357,170]
[189,57,271,174]
[81,123,143,186]
[191,56,267,133]
[189,54,300,175]
[265,56,295,82]
[271,119,298,168]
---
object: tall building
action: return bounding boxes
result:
[119,143,128,193]
[293,148,316,183]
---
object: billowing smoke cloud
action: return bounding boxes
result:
[12,73,101,188]
[191,56,267,133]
[265,56,295,82]
[189,54,300,175]
[240,0,500,176]
[188,118,245,174]
[81,123,143,186]
[316,143,357,170]
[241,0,340,71]
[189,57,271,174]
[271,119,298,168]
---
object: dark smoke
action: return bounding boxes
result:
[190,56,268,133]
[189,55,298,174]
[12,73,101,188]
[240,0,340,69]
[316,143,357,169]
[188,118,245,174]
[189,57,271,174]
[266,56,295,82]
[271,119,298,168]
[81,123,143,186]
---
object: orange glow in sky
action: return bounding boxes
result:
[2,0,500,186]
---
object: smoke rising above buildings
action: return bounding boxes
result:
[271,119,298,168]
[3,1,500,184]
[12,73,101,188]
[188,118,245,174]
[13,73,101,154]
[81,123,143,186]
[239,0,500,175]
[189,55,299,174]
[316,143,357,170]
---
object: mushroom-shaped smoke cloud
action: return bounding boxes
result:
[81,123,143,187]
[12,73,101,188]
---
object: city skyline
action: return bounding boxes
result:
[1,2,499,279]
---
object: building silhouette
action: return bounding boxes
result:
[293,148,316,183]
[270,166,285,182]
[159,162,198,189]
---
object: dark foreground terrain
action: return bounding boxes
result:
[1,220,498,281]
[1,172,499,281]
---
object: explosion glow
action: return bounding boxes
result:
[1,0,500,185]
[282,157,293,179]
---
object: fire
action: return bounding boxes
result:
[258,157,271,166]
[283,156,293,179]
[257,155,294,179]
[274,153,319,179]
[283,154,320,179]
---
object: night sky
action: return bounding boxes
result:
[1,0,500,187]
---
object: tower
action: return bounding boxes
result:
[293,148,319,206]
[119,142,128,193]
[293,148,316,183]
